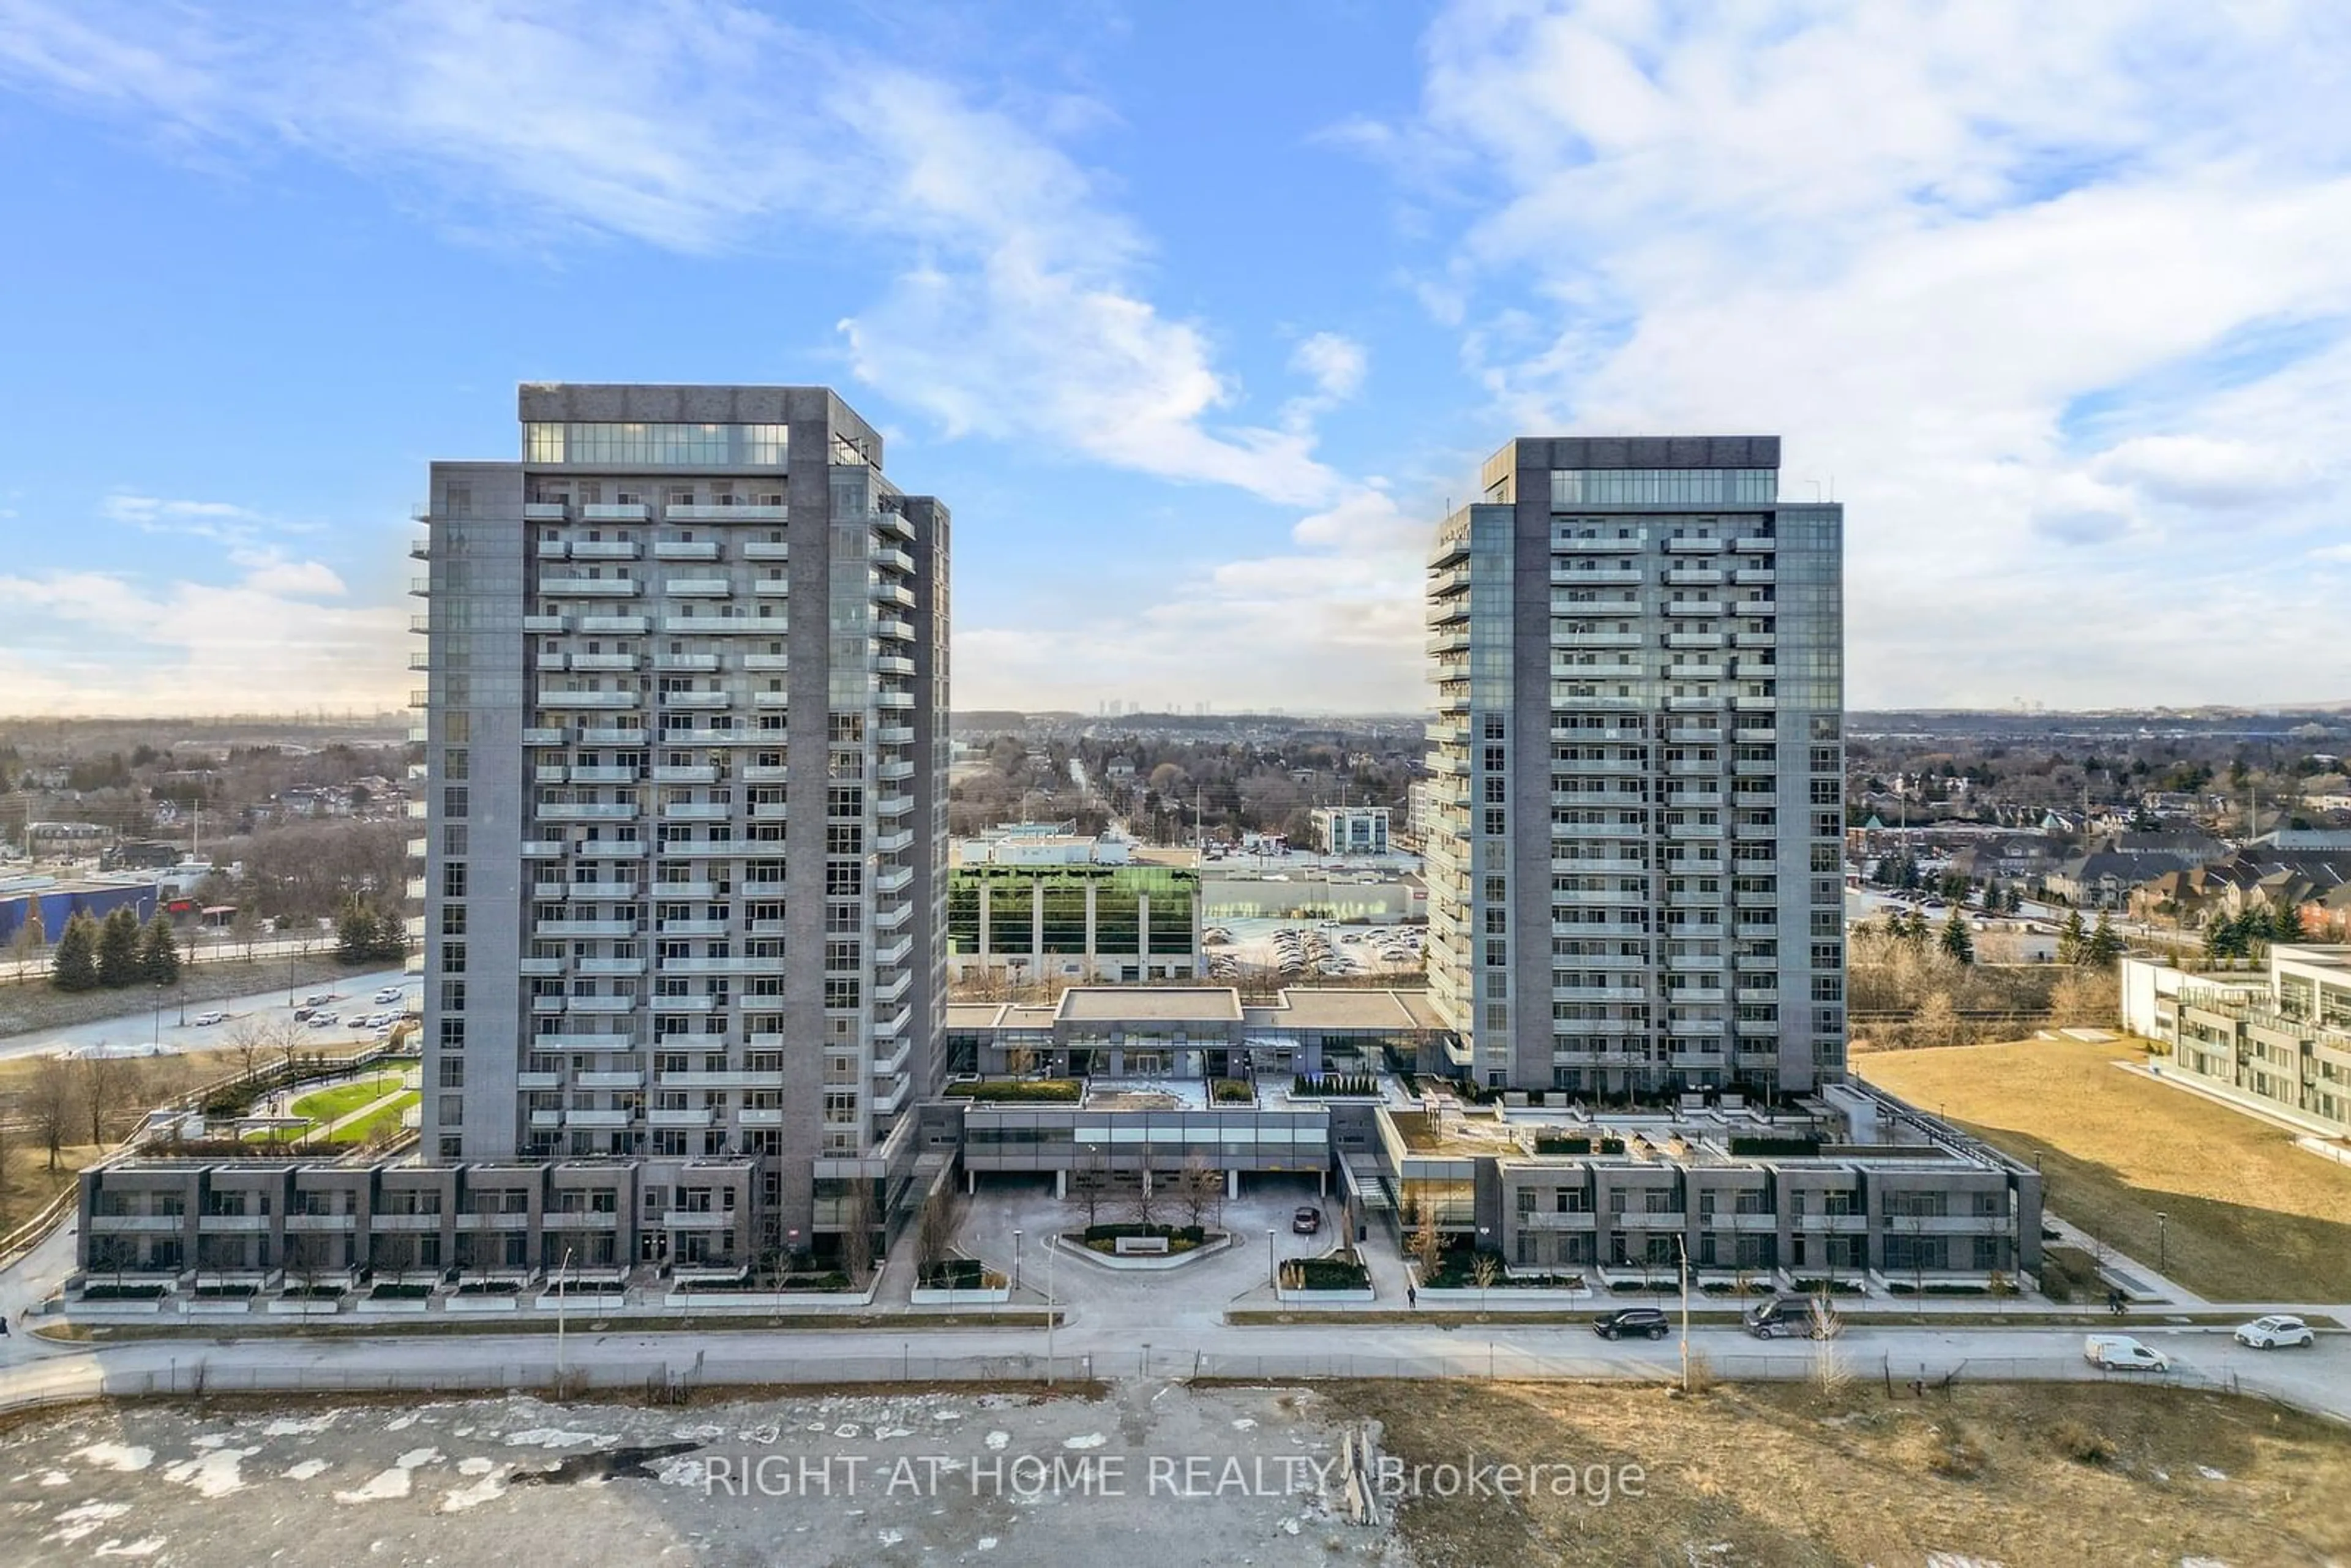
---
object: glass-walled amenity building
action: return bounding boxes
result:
[947,861,1201,984]
[1425,437,1845,1099]
[411,383,950,1261]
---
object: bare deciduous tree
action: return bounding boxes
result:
[27,1057,77,1171]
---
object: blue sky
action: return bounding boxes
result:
[2,0,2349,716]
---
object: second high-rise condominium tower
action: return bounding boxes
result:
[1425,437,1845,1098]
[413,384,948,1249]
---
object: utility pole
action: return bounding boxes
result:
[555,1245,573,1385]
[1678,1235,1692,1395]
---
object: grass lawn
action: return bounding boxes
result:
[328,1090,419,1144]
[289,1073,407,1126]
[1859,1038,2351,1302]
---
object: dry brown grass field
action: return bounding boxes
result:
[1858,1037,2351,1302]
[1337,1378,2351,1566]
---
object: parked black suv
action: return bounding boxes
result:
[1592,1307,1671,1341]
[1744,1296,1834,1339]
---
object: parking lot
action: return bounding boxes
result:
[1201,919,1422,983]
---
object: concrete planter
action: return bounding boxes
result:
[1273,1286,1375,1305]
[910,1286,1012,1307]
[661,1285,874,1311]
[184,1297,255,1316]
[1055,1233,1231,1272]
[537,1292,628,1314]
[356,1295,432,1315]
[70,1299,167,1317]
[266,1297,344,1316]
[445,1294,522,1313]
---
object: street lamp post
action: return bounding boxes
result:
[1045,1232,1057,1385]
[2156,1211,2167,1276]
[1012,1229,1022,1295]
[555,1245,574,1387]
[1267,1229,1277,1289]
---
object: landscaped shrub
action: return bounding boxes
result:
[1728,1136,1823,1157]
[919,1258,997,1290]
[1533,1135,1592,1155]
[1289,1073,1380,1097]
[942,1079,1082,1103]
[1211,1078,1255,1103]
[1280,1254,1371,1291]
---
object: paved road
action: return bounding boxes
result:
[0,966,413,1061]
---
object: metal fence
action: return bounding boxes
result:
[59,1346,2251,1408]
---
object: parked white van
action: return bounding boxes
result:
[2083,1335,2169,1371]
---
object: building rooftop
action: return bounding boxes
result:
[1244,989,1444,1030]
[1053,988,1245,1024]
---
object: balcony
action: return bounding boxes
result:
[539,576,641,596]
[659,800,731,820]
[576,955,647,973]
[664,615,776,635]
[740,651,790,672]
[550,690,641,709]
[537,1033,637,1052]
[666,578,732,597]
[1734,569,1776,585]
[539,802,639,821]
[1550,629,1643,648]
[1663,537,1725,553]
[660,1207,733,1228]
[521,841,564,860]
[1551,536,1643,553]
[522,615,569,633]
[659,840,753,859]
[654,918,729,937]
[525,502,569,521]
[1668,664,1725,681]
[650,992,720,1012]
[647,1106,714,1129]
[535,918,637,938]
[578,727,649,746]
[1663,598,1725,617]
[568,1109,632,1128]
[876,617,915,641]
[741,539,790,560]
[1549,567,1644,585]
[737,1107,785,1128]
[873,581,915,609]
[582,503,650,522]
[742,763,787,782]
[874,546,916,575]
[570,539,641,561]
[671,503,787,521]
[1733,695,1777,711]
[874,510,915,541]
[650,765,719,784]
[565,996,639,1015]
[654,540,722,561]
[1663,568,1724,587]
[571,652,640,672]
[578,614,650,634]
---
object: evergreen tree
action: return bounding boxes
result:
[96,906,143,989]
[1938,907,1975,965]
[2272,903,2306,943]
[2085,912,2123,967]
[2005,885,2025,915]
[2057,909,2087,966]
[336,899,377,964]
[137,912,181,986]
[51,912,100,992]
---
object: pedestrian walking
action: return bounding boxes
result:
[1406,1284,1417,1310]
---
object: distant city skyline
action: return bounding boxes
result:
[2,2,2349,717]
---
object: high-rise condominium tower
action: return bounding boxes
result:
[1425,437,1844,1097]
[413,384,948,1250]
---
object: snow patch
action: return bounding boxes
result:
[36,1469,71,1487]
[977,1539,998,1553]
[162,1446,258,1499]
[457,1457,497,1476]
[654,1457,707,1488]
[45,1501,132,1544]
[876,1427,913,1441]
[263,1415,339,1437]
[284,1460,331,1481]
[189,1434,231,1450]
[1062,1433,1106,1450]
[386,1413,419,1431]
[503,1428,617,1450]
[1924,1556,2006,1568]
[94,1538,167,1559]
[72,1443,154,1473]
[334,1446,441,1504]
[1231,1418,1258,1431]
[440,1471,509,1513]
[741,1422,781,1445]
[984,1431,1010,1451]
[878,1529,904,1547]
[2197,1466,2228,1482]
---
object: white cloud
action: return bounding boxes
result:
[233,550,347,598]
[1290,332,1368,402]
[0,568,401,716]
[1364,0,2351,706]
[0,1,1350,511]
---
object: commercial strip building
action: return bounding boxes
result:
[0,873,160,943]
[948,828,1201,984]
[2121,944,2351,1136]
[1425,437,1846,1098]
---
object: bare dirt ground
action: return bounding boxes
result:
[1331,1376,2351,1567]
